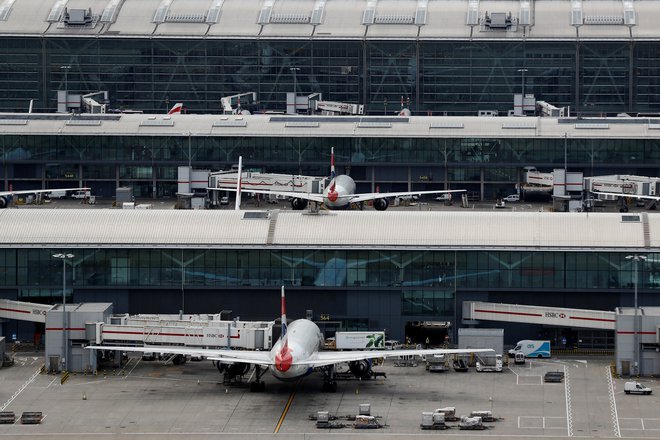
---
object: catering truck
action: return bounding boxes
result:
[508,340,551,358]
[335,331,385,350]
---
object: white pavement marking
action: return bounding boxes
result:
[518,416,567,430]
[564,364,573,437]
[122,357,141,379]
[606,365,621,438]
[46,376,58,389]
[0,368,41,412]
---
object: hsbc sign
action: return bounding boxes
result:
[545,312,567,319]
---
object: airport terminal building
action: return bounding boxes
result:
[1,209,659,347]
[1,0,660,198]
[0,0,659,115]
[1,113,660,199]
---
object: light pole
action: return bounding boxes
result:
[290,67,300,113]
[60,65,71,91]
[52,253,74,372]
[625,254,646,376]
[517,68,528,97]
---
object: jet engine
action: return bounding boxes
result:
[290,198,308,210]
[373,198,389,211]
[0,195,11,209]
[348,359,372,380]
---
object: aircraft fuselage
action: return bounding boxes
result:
[323,174,357,209]
[269,318,324,381]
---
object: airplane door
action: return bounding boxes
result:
[254,329,265,349]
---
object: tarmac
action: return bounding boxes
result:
[1,352,658,439]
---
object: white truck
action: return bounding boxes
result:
[335,331,385,350]
[71,190,91,199]
[624,381,652,395]
[47,190,67,199]
[475,354,503,372]
[508,340,551,358]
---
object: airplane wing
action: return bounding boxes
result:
[0,187,89,197]
[208,187,325,203]
[297,347,494,368]
[86,345,274,367]
[592,191,660,201]
[349,189,465,204]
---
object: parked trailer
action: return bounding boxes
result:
[435,407,460,422]
[335,331,385,350]
[420,412,449,430]
[459,416,487,430]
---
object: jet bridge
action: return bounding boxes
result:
[0,299,52,323]
[463,301,616,330]
[95,313,274,350]
[1,299,275,373]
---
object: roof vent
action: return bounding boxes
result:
[63,8,93,26]
[583,15,624,25]
[481,11,518,31]
[243,211,270,220]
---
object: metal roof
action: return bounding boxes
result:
[0,0,656,40]
[1,113,660,140]
[0,209,656,251]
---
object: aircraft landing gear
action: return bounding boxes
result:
[321,365,338,393]
[250,365,266,392]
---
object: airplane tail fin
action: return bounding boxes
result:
[168,103,184,115]
[330,147,336,180]
[329,147,336,192]
[280,286,287,338]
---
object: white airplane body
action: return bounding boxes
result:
[0,187,90,208]
[88,287,492,391]
[219,148,465,210]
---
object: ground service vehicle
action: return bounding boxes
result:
[426,354,448,372]
[476,354,503,372]
[48,190,67,199]
[71,190,91,199]
[508,340,551,358]
[624,381,652,395]
[514,352,526,364]
[334,331,385,350]
[502,194,520,202]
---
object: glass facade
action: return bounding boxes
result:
[1,38,659,115]
[2,133,660,198]
[3,248,658,293]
